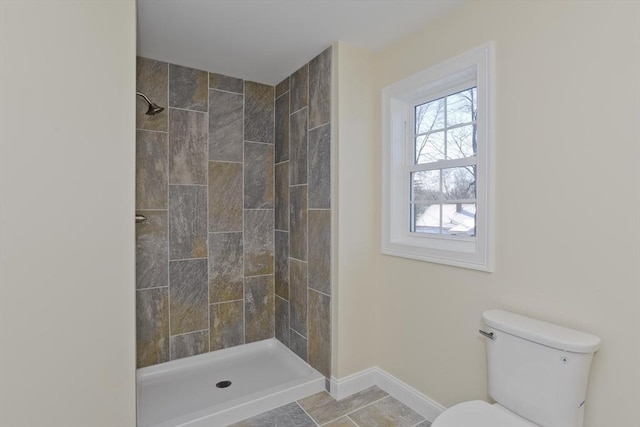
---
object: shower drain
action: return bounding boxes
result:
[216,380,232,389]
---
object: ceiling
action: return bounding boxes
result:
[137,0,465,85]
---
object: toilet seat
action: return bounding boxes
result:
[432,400,537,427]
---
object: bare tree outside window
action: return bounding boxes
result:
[411,87,477,236]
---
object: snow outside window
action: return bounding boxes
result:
[382,43,494,271]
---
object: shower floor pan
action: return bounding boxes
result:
[137,338,325,427]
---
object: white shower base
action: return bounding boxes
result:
[137,338,325,427]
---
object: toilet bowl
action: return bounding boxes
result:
[432,401,536,427]
[431,310,600,427]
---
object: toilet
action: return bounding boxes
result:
[433,310,601,427]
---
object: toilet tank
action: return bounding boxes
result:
[482,310,601,427]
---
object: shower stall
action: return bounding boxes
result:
[135,48,333,426]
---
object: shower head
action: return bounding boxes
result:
[136,92,165,116]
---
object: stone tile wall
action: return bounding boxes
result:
[274,47,332,378]
[136,46,332,380]
[135,57,275,368]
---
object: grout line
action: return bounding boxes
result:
[287,71,293,350]
[169,328,209,339]
[290,183,308,188]
[308,121,330,133]
[275,89,290,101]
[274,228,289,233]
[168,106,207,114]
[339,396,391,421]
[275,159,289,166]
[167,183,207,187]
[243,208,275,211]
[409,418,429,427]
[136,128,168,134]
[272,88,277,341]
[209,299,244,305]
[304,67,310,366]
[206,70,211,354]
[166,61,172,361]
[168,257,208,262]
[295,401,320,427]
[290,105,308,116]
[208,87,243,96]
[290,326,307,340]
[309,288,331,299]
[244,273,275,279]
[136,286,169,291]
[208,159,243,165]
[290,256,308,264]
[244,139,275,146]
[242,78,246,346]
[208,230,243,235]
[345,415,361,427]
[275,294,289,304]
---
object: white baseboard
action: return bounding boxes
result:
[330,367,446,422]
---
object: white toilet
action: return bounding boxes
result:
[433,309,601,427]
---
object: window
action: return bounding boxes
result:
[382,43,494,271]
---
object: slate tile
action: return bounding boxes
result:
[275,296,290,347]
[308,209,330,295]
[169,259,208,335]
[136,129,168,209]
[348,396,425,427]
[169,109,207,185]
[210,300,244,350]
[290,63,308,113]
[309,46,332,129]
[308,123,331,209]
[136,287,169,368]
[298,387,388,425]
[244,209,274,276]
[209,72,243,93]
[245,275,275,343]
[209,89,243,162]
[245,81,274,143]
[244,142,274,209]
[308,289,331,378]
[209,162,243,232]
[209,232,243,303]
[275,92,289,163]
[170,330,208,360]
[169,64,208,111]
[169,185,208,259]
[136,210,168,290]
[290,185,307,261]
[136,57,168,131]
[289,259,307,337]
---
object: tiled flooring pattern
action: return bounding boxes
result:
[231,386,432,427]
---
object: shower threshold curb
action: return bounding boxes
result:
[137,338,325,427]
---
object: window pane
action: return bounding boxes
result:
[446,125,475,160]
[415,131,444,163]
[442,167,476,200]
[412,203,440,234]
[447,88,476,126]
[411,171,441,201]
[442,203,476,236]
[415,98,444,134]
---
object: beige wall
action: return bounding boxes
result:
[335,1,640,426]
[333,43,379,377]
[0,1,137,426]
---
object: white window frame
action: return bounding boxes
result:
[381,43,495,272]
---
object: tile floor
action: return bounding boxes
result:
[230,386,432,427]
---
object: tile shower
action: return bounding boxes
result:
[135,47,332,380]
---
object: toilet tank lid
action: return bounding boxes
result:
[482,310,601,353]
